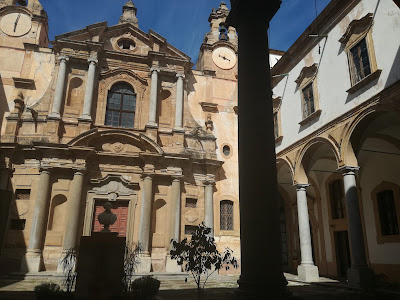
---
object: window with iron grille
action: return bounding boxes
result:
[329,180,346,219]
[349,37,371,85]
[377,190,399,236]
[185,225,197,235]
[105,83,136,128]
[220,200,233,231]
[302,82,315,118]
[15,189,30,200]
[273,112,279,139]
[185,198,197,208]
[10,219,26,230]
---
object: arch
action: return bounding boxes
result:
[277,157,295,185]
[67,129,164,155]
[340,105,400,167]
[294,137,341,184]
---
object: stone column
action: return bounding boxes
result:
[340,166,370,287]
[166,178,182,272]
[21,168,52,272]
[204,181,214,236]
[174,74,185,130]
[225,1,286,297]
[137,175,153,272]
[0,168,12,257]
[147,68,160,127]
[80,58,98,121]
[296,184,319,282]
[49,56,69,119]
[63,170,85,250]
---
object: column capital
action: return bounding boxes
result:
[39,166,52,174]
[88,57,98,65]
[337,166,360,175]
[72,168,86,175]
[57,56,69,63]
[295,184,309,191]
[150,68,160,74]
[203,180,216,186]
[176,73,185,80]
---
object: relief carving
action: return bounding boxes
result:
[102,142,141,153]
[184,209,199,223]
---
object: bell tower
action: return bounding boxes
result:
[0,0,49,48]
[196,2,238,79]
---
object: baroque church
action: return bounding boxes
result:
[1,0,400,286]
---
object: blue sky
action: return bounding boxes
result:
[41,0,331,63]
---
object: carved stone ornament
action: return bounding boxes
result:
[184,209,199,223]
[295,63,318,85]
[339,13,373,45]
[102,142,141,153]
[98,202,117,232]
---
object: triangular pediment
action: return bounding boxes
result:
[54,22,191,62]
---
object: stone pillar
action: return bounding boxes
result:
[166,178,182,273]
[63,170,85,250]
[147,68,160,127]
[296,184,319,282]
[137,175,153,273]
[21,168,52,272]
[0,168,12,256]
[174,74,185,130]
[225,1,287,297]
[80,58,98,121]
[49,56,69,119]
[340,166,370,288]
[204,181,214,236]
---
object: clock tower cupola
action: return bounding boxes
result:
[196,2,238,79]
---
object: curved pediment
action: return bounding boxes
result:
[100,68,148,85]
[339,13,373,45]
[68,129,164,155]
[295,63,318,86]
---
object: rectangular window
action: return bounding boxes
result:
[185,198,197,208]
[15,189,30,200]
[377,190,399,236]
[220,200,234,231]
[10,219,26,230]
[185,225,197,235]
[302,82,315,118]
[349,38,371,85]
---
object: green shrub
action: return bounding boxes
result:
[34,282,63,300]
[130,276,160,300]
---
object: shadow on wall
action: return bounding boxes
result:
[385,45,400,89]
[0,74,10,137]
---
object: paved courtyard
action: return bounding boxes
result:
[1,272,399,299]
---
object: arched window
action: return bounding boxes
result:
[220,200,233,231]
[105,83,136,128]
[329,179,346,220]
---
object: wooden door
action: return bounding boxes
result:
[92,200,129,237]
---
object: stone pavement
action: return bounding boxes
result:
[0,272,399,299]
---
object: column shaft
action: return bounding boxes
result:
[81,59,98,120]
[138,176,153,253]
[204,183,214,235]
[63,171,84,250]
[174,74,184,130]
[296,186,314,265]
[28,170,52,251]
[147,69,159,126]
[169,179,181,249]
[342,169,368,268]
[50,56,69,118]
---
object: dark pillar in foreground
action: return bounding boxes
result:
[226,1,288,298]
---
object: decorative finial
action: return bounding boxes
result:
[119,0,139,27]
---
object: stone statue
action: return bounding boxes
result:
[98,202,117,232]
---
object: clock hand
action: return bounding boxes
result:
[218,54,231,62]
[14,13,21,32]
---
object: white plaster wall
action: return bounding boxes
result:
[270,54,282,68]
[274,0,400,153]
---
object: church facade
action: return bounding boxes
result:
[0,0,400,284]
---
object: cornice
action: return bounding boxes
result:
[339,13,373,44]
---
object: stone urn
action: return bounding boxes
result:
[98,201,117,232]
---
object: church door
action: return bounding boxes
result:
[92,200,129,237]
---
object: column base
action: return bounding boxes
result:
[297,264,319,282]
[20,250,44,273]
[347,267,371,288]
[47,113,61,120]
[165,255,182,273]
[136,255,152,273]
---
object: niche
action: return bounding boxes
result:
[151,199,167,248]
[158,89,173,126]
[47,194,67,232]
[65,77,84,115]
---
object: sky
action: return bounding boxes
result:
[40,0,331,63]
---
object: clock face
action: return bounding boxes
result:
[212,47,237,70]
[1,12,32,37]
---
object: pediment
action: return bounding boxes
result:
[68,129,164,155]
[339,13,373,45]
[295,63,318,86]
